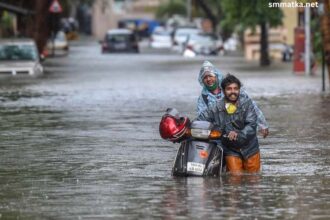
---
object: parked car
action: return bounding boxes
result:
[182,33,223,56]
[47,31,69,55]
[101,29,139,53]
[223,36,239,52]
[0,39,43,76]
[149,27,172,49]
[172,27,201,52]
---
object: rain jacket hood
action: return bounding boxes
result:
[198,61,224,94]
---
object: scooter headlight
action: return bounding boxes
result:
[190,128,211,139]
[190,129,222,140]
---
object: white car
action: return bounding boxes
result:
[224,37,239,51]
[47,31,69,54]
[172,27,201,52]
[149,28,172,49]
[0,39,43,76]
[183,33,223,56]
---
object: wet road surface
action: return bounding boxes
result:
[0,40,330,219]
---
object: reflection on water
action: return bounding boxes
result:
[161,175,330,220]
[0,43,330,219]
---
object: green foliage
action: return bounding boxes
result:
[79,0,94,6]
[198,0,222,19]
[156,0,187,19]
[0,11,13,29]
[60,0,72,17]
[221,0,283,30]
[0,11,15,37]
[311,16,323,62]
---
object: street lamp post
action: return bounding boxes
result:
[304,7,311,75]
[317,2,326,91]
[186,0,191,22]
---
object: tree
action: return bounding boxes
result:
[156,0,186,19]
[0,0,84,53]
[156,0,227,36]
[0,0,52,53]
[221,0,283,66]
[195,0,223,33]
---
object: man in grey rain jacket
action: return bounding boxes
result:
[197,74,261,173]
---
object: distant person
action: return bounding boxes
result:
[197,74,261,173]
[282,43,293,62]
[197,61,269,138]
[68,17,77,32]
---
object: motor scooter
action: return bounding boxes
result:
[159,109,225,177]
[171,120,224,177]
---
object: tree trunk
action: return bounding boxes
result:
[195,0,218,33]
[33,0,51,54]
[321,0,330,84]
[260,21,270,66]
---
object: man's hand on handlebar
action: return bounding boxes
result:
[228,131,238,141]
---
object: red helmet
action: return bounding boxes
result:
[159,108,190,142]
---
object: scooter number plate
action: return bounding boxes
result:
[187,162,205,174]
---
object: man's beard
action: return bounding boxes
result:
[225,92,239,103]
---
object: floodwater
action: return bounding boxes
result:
[0,40,330,219]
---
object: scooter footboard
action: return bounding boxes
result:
[172,140,223,177]
[171,141,189,177]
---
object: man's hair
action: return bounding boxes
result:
[221,74,242,90]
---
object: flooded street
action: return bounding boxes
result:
[0,40,330,219]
